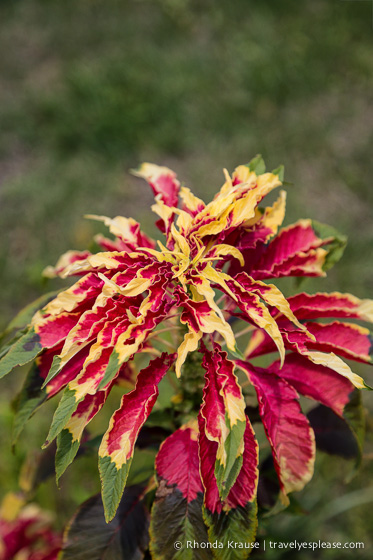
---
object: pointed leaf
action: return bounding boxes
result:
[0,328,42,380]
[150,424,210,559]
[60,486,149,560]
[200,345,246,500]
[12,362,47,445]
[132,163,180,208]
[98,283,172,388]
[269,353,354,417]
[311,220,347,271]
[199,417,259,559]
[287,291,373,323]
[44,388,81,448]
[271,164,284,181]
[303,321,373,364]
[56,391,107,481]
[12,344,89,445]
[224,276,285,365]
[99,353,175,522]
[44,346,117,445]
[2,310,81,385]
[246,154,266,175]
[251,219,346,279]
[247,324,368,390]
[43,250,91,278]
[1,290,60,341]
[233,272,307,334]
[236,361,315,497]
[85,215,155,252]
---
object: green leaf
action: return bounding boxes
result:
[99,455,133,523]
[0,330,27,360]
[203,501,258,560]
[150,488,211,560]
[43,388,80,448]
[56,429,81,483]
[228,345,245,361]
[2,290,60,339]
[60,486,149,560]
[311,220,347,272]
[12,362,47,445]
[97,349,120,390]
[215,454,243,502]
[215,416,246,501]
[0,328,42,380]
[271,164,284,181]
[98,353,175,522]
[246,154,266,175]
[41,354,62,388]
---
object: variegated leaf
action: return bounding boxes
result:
[56,391,107,482]
[99,353,175,522]
[287,291,373,323]
[236,361,315,498]
[251,220,346,279]
[269,353,354,417]
[199,415,259,560]
[200,345,246,500]
[132,163,180,208]
[150,423,210,560]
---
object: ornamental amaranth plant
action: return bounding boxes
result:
[0,155,372,559]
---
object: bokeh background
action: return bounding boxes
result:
[0,1,372,557]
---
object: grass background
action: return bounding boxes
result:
[0,0,372,557]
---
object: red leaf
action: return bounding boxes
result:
[98,353,176,521]
[199,344,246,499]
[155,425,204,502]
[198,415,258,514]
[251,220,327,279]
[269,353,354,417]
[287,291,373,323]
[132,163,180,208]
[303,321,373,364]
[100,353,176,466]
[236,361,315,496]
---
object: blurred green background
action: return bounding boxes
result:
[0,0,372,557]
